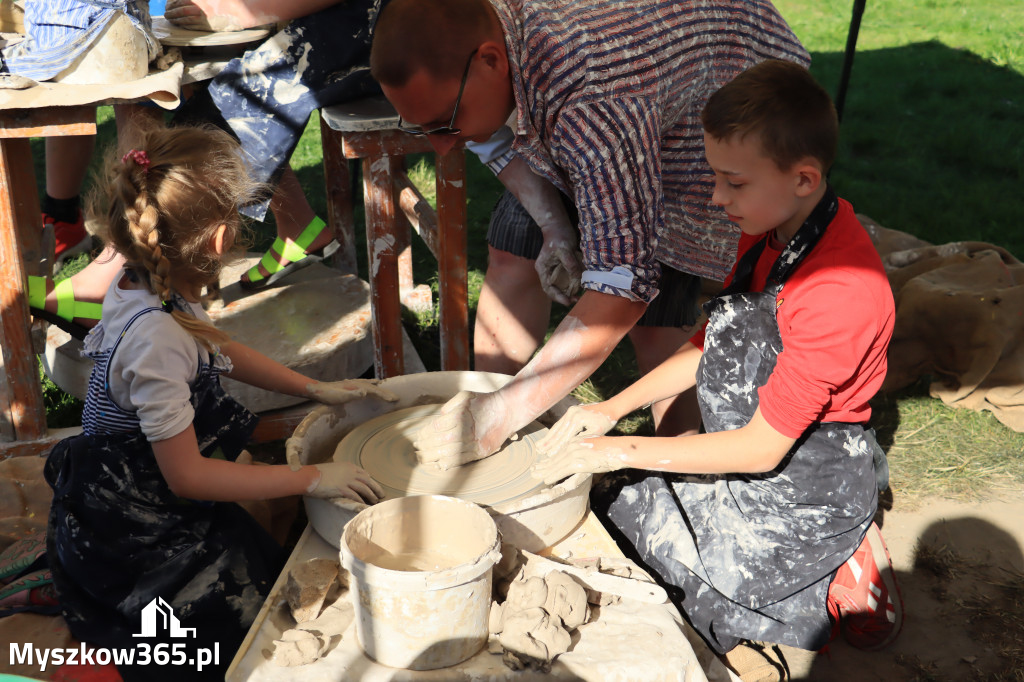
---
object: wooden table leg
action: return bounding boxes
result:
[435,149,469,371]
[362,155,404,378]
[319,117,358,275]
[0,138,47,441]
[392,157,415,306]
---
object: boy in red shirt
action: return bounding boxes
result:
[534,59,903,655]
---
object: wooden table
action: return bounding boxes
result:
[226,511,737,681]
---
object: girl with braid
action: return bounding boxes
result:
[43,125,394,680]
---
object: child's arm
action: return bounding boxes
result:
[533,407,796,484]
[218,340,397,405]
[538,341,703,453]
[602,341,703,419]
[152,425,384,503]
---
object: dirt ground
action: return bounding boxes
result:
[763,491,1024,681]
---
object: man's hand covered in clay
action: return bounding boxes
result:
[413,390,511,470]
[307,462,384,504]
[164,0,246,32]
[306,379,399,406]
[536,404,618,455]
[535,222,583,306]
[532,437,627,485]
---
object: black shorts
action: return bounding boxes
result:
[485,189,547,260]
[486,189,702,328]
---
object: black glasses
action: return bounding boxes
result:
[397,49,478,136]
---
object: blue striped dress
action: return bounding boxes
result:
[2,0,156,81]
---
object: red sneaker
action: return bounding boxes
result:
[45,210,91,266]
[827,522,904,650]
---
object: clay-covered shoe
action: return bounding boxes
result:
[827,522,905,650]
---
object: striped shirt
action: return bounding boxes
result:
[2,0,155,81]
[80,277,226,442]
[490,0,809,301]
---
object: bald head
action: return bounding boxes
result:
[371,0,502,86]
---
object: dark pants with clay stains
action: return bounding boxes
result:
[176,0,389,220]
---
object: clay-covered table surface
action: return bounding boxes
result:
[226,513,740,682]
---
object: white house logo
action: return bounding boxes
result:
[10,596,219,672]
[133,597,196,638]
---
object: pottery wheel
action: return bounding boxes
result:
[333,404,548,508]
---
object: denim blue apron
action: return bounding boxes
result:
[593,188,880,653]
[45,305,283,680]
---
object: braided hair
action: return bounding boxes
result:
[92,124,263,352]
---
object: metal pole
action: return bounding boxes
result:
[835,0,867,123]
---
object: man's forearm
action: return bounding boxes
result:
[494,290,647,436]
[496,155,571,235]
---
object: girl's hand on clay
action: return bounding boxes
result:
[535,223,583,306]
[306,379,399,406]
[414,391,506,470]
[537,404,618,455]
[164,0,245,32]
[532,437,627,485]
[307,462,385,504]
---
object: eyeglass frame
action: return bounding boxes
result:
[396,48,479,136]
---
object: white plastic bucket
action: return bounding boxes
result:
[339,495,502,670]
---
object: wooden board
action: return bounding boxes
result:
[151,16,270,47]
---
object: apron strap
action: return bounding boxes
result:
[713,185,840,302]
[764,185,840,291]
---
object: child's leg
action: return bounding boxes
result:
[43,135,93,265]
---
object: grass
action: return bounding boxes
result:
[38,0,1024,502]
[775,0,1024,256]
[873,380,1024,504]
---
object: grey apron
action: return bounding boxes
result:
[593,187,880,653]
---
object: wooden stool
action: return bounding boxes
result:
[0,106,96,456]
[320,96,468,378]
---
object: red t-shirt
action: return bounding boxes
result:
[691,198,895,438]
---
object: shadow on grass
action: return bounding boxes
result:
[812,41,1023,258]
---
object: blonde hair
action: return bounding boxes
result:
[92,124,262,352]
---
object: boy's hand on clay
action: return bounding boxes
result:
[306,379,399,406]
[307,462,385,504]
[164,0,245,32]
[532,437,626,485]
[414,391,508,470]
[535,224,582,306]
[537,404,617,455]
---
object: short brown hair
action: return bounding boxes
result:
[371,0,497,86]
[702,59,838,171]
